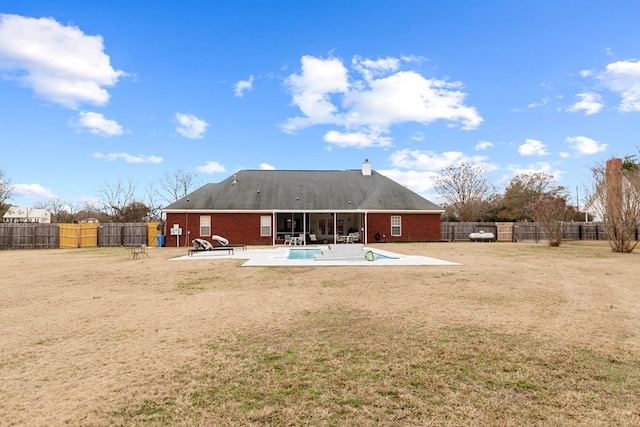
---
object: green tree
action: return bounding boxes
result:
[120,201,151,222]
[499,172,567,221]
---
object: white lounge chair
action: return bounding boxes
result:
[212,235,229,246]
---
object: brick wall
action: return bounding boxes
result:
[165,213,274,246]
[367,213,441,242]
[166,212,442,246]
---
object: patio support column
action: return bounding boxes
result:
[333,212,337,243]
[302,212,306,245]
[272,213,276,246]
[364,212,368,244]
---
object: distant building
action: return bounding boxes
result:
[2,207,52,223]
[78,217,99,224]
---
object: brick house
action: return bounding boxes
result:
[162,160,443,247]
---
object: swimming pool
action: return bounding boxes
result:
[287,248,398,260]
[287,248,322,259]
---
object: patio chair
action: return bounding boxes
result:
[284,234,292,245]
[308,233,319,244]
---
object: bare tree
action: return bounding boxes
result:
[144,183,164,222]
[0,167,12,217]
[434,162,493,222]
[158,169,198,205]
[586,157,640,253]
[145,170,199,222]
[528,194,570,246]
[33,199,78,223]
[96,179,138,222]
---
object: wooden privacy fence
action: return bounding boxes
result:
[0,222,161,249]
[59,224,99,248]
[440,221,625,242]
[0,224,59,249]
[98,222,162,247]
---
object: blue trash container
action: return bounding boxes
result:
[156,235,165,247]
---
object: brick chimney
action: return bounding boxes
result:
[605,158,622,219]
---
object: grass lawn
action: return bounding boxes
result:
[1,241,639,426]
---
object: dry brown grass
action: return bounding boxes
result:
[1,241,639,426]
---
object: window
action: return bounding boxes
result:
[391,215,401,236]
[260,215,271,236]
[200,216,211,236]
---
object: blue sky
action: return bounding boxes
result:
[2,1,640,210]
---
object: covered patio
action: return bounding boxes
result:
[274,211,366,245]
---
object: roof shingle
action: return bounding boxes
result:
[163,169,442,212]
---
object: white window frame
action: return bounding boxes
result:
[200,215,211,236]
[260,215,271,237]
[391,215,401,236]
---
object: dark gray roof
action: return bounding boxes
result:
[163,169,442,212]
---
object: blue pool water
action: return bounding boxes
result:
[287,248,322,259]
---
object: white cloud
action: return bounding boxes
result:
[400,54,427,64]
[196,161,226,174]
[381,148,497,202]
[282,55,349,132]
[0,14,125,108]
[518,139,549,156]
[579,70,593,77]
[73,111,123,136]
[507,162,564,181]
[281,55,482,147]
[323,130,392,148]
[10,183,57,199]
[352,55,400,82]
[390,148,466,171]
[566,136,608,155]
[410,132,425,141]
[93,152,163,163]
[259,163,275,170]
[526,97,550,109]
[234,74,254,97]
[377,168,440,194]
[567,92,603,115]
[599,59,640,112]
[389,148,490,171]
[475,140,494,150]
[175,113,208,139]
